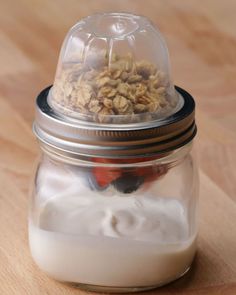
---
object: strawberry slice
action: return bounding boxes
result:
[92,158,122,188]
[91,154,169,190]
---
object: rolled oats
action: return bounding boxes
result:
[111,69,122,79]
[98,86,116,98]
[96,76,110,88]
[117,83,130,97]
[136,60,156,79]
[98,107,115,123]
[147,101,160,112]
[107,79,120,87]
[88,100,102,113]
[120,71,129,81]
[52,53,176,122]
[134,104,148,113]
[127,74,142,83]
[135,83,147,97]
[103,98,113,109]
[113,95,129,114]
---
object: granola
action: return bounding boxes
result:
[51,53,177,122]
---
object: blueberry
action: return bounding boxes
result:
[112,175,144,194]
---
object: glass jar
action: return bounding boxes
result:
[29,13,199,292]
[29,140,198,292]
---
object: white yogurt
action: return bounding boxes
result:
[29,193,196,287]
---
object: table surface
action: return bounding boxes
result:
[1,0,236,294]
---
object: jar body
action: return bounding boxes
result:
[29,143,199,292]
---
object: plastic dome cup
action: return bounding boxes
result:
[48,13,183,124]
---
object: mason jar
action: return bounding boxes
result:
[29,13,199,293]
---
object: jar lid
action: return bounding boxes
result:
[34,85,196,158]
[33,13,196,158]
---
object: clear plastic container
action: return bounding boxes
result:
[48,12,182,123]
[30,12,199,292]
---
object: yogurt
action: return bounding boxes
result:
[29,193,196,287]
